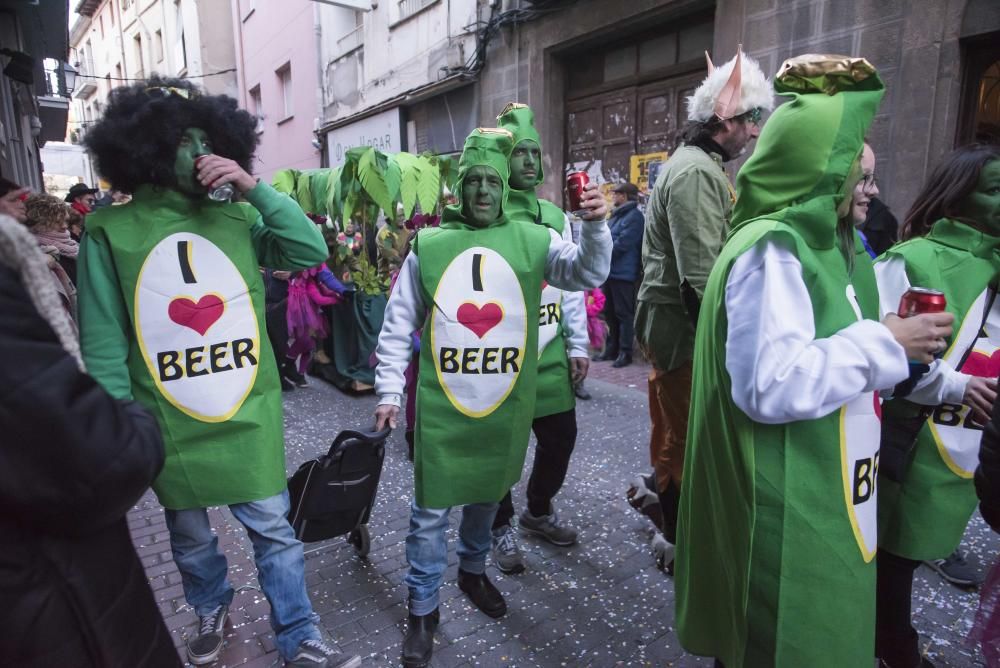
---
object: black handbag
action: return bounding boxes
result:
[287,426,390,549]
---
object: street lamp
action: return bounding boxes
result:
[61,61,78,96]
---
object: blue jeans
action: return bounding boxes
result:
[404,499,498,616]
[164,491,320,659]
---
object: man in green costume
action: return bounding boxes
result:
[77,78,361,668]
[373,127,610,668]
[674,56,954,667]
[631,49,772,570]
[485,102,591,574]
[874,144,1000,668]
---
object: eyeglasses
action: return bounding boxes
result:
[860,173,877,191]
[742,107,763,125]
[144,86,196,100]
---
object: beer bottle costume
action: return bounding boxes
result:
[78,183,329,509]
[497,103,587,419]
[876,219,1000,561]
[675,57,909,667]
[375,129,611,509]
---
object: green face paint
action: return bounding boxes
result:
[461,165,504,228]
[174,127,213,196]
[957,160,1000,235]
[508,139,541,191]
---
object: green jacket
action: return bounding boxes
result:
[636,145,733,369]
[78,182,328,509]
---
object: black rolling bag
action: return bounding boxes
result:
[287,426,390,556]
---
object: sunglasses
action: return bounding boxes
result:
[742,107,763,125]
[144,86,197,100]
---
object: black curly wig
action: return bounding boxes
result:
[84,76,258,194]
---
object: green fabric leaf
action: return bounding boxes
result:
[271,169,298,195]
[306,170,331,216]
[359,147,400,215]
[326,166,343,226]
[395,152,421,219]
[416,155,441,214]
[294,171,315,214]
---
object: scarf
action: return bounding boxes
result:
[33,228,79,258]
[0,215,83,370]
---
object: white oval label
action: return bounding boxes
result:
[537,282,563,357]
[840,391,881,562]
[135,232,260,422]
[430,247,527,418]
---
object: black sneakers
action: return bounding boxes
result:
[286,638,362,667]
[925,549,979,588]
[186,603,229,665]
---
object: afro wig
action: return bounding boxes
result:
[84,76,259,194]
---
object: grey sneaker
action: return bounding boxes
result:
[492,525,526,574]
[186,603,229,665]
[286,637,362,667]
[925,549,979,588]
[518,507,577,546]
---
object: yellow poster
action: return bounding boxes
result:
[630,151,669,196]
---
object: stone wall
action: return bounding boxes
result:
[478,0,999,214]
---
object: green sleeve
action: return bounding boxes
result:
[243,181,330,270]
[665,166,730,298]
[77,230,134,400]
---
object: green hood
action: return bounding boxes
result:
[497,103,545,224]
[497,102,545,185]
[731,55,885,249]
[441,127,514,229]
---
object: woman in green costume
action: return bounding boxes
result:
[674,55,954,667]
[874,144,1000,668]
[77,78,360,668]
[373,127,610,668]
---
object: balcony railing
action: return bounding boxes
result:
[337,23,363,54]
[397,0,436,22]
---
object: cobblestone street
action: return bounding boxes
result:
[129,358,998,667]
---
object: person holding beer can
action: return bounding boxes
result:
[674,55,953,668]
[874,144,1000,668]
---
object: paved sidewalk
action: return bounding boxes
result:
[130,374,996,667]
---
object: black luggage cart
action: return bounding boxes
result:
[287,426,390,557]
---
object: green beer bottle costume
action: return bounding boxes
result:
[876,219,1000,560]
[675,57,906,667]
[498,103,582,418]
[78,183,329,509]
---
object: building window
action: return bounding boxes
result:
[249,85,263,133]
[337,11,364,54]
[174,0,187,73]
[133,34,144,78]
[155,30,164,62]
[277,64,293,121]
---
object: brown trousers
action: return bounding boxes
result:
[647,361,692,493]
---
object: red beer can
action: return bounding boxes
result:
[897,287,947,318]
[566,171,589,214]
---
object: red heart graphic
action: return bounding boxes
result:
[457,302,503,339]
[961,349,1000,378]
[168,294,225,336]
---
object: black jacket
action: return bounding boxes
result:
[0,264,179,667]
[859,197,898,256]
[607,201,645,282]
[977,396,1000,533]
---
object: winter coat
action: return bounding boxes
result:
[978,397,1000,533]
[607,200,644,282]
[0,216,178,667]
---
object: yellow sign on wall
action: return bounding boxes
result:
[629,151,669,195]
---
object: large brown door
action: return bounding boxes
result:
[565,72,704,188]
